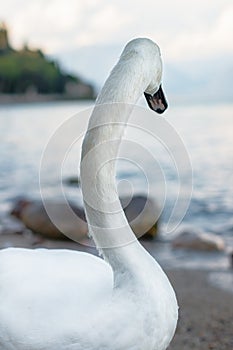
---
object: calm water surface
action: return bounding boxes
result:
[0,101,232,250]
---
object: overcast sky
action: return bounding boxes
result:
[1,0,233,101]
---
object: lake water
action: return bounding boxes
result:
[0,101,232,252]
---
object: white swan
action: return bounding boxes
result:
[0,38,178,350]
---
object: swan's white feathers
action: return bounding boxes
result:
[0,248,113,348]
[0,247,177,350]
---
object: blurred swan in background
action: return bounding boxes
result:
[0,38,178,350]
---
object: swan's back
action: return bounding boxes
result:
[0,248,177,350]
[0,248,113,349]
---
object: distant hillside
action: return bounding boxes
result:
[0,23,95,100]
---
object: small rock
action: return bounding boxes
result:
[229,251,233,269]
[172,228,225,251]
[121,195,159,239]
[11,198,87,241]
[64,176,80,186]
[11,195,160,241]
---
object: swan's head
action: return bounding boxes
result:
[122,38,168,114]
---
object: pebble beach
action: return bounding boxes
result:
[167,269,233,350]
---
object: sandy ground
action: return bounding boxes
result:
[0,231,232,349]
[167,269,233,350]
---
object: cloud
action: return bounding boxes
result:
[166,2,233,61]
[2,0,232,60]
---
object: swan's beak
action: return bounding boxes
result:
[144,85,168,114]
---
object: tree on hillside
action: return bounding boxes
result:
[0,23,95,98]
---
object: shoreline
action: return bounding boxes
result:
[0,93,95,105]
[1,94,232,108]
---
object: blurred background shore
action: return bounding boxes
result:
[0,22,95,103]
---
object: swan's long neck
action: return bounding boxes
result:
[81,54,150,271]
